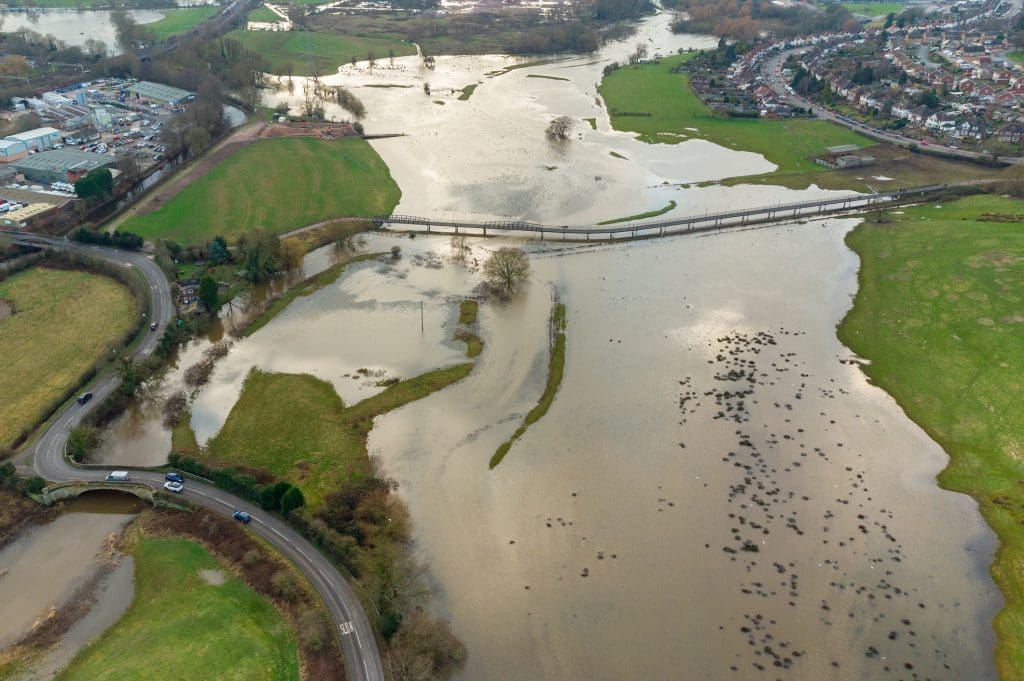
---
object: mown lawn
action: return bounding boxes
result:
[206,365,472,505]
[1008,51,1024,64]
[58,538,299,681]
[225,29,415,76]
[599,53,871,180]
[837,194,1024,679]
[0,268,135,448]
[121,137,400,246]
[147,6,218,41]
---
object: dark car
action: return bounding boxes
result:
[76,392,93,405]
[165,472,184,483]
[232,510,251,524]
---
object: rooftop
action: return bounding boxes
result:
[6,127,61,142]
[825,144,862,154]
[11,149,116,174]
[126,81,194,104]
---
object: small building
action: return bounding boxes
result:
[5,127,62,152]
[126,81,194,106]
[0,139,29,163]
[10,149,117,184]
[0,202,58,230]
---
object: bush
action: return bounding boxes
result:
[281,486,306,515]
[271,570,300,601]
[73,228,144,251]
[23,476,45,495]
[260,480,293,511]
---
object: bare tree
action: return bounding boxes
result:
[449,234,469,262]
[484,248,530,294]
[629,42,649,65]
[545,115,574,141]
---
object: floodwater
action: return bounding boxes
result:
[360,225,999,680]
[260,10,786,226]
[0,493,136,651]
[1,8,164,51]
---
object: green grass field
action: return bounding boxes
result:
[833,2,905,15]
[226,29,415,76]
[58,538,299,681]
[122,137,400,246]
[0,268,135,448]
[147,6,218,41]
[837,194,1024,679]
[599,54,871,182]
[207,364,472,505]
[1008,51,1024,64]
[248,4,283,22]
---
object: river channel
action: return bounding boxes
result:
[88,7,1002,679]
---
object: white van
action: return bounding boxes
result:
[105,471,130,482]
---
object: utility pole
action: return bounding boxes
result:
[420,301,424,334]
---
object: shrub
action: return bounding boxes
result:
[23,476,45,495]
[281,486,306,515]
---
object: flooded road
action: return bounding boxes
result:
[365,224,999,680]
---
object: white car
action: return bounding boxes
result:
[163,480,184,493]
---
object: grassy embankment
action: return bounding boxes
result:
[599,200,677,225]
[458,84,478,101]
[204,364,473,506]
[837,194,1024,679]
[526,74,570,82]
[121,137,400,246]
[58,537,300,681]
[147,6,218,41]
[490,303,566,469]
[226,29,415,76]
[454,300,482,358]
[243,252,382,336]
[0,268,134,449]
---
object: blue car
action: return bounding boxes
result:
[165,472,184,483]
[232,510,251,524]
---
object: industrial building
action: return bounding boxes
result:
[126,81,194,106]
[0,202,58,230]
[10,149,117,184]
[5,127,62,152]
[0,140,28,163]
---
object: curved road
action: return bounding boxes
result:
[6,232,383,681]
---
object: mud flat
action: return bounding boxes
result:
[366,222,1000,680]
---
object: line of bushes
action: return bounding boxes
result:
[489,302,567,469]
[168,453,306,516]
[73,228,144,251]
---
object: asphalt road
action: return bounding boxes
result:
[760,48,1023,165]
[5,232,383,681]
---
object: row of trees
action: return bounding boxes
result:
[673,0,858,41]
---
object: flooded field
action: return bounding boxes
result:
[0,493,136,651]
[260,11,791,226]
[1,8,164,50]
[361,224,998,680]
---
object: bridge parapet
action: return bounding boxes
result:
[40,480,157,506]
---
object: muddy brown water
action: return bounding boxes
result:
[0,494,135,651]
[362,225,999,681]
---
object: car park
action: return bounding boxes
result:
[232,510,252,524]
[163,480,184,493]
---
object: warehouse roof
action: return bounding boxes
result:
[0,139,27,150]
[825,144,861,155]
[127,81,194,104]
[6,127,61,143]
[11,149,116,174]
[6,203,56,221]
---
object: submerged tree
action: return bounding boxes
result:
[484,248,530,294]
[545,115,574,141]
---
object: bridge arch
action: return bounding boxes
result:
[40,481,157,506]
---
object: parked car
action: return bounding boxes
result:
[76,391,93,405]
[163,480,184,493]
[232,510,252,524]
[165,472,184,483]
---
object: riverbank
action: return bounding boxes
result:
[838,193,1024,678]
[226,30,416,76]
[599,53,869,177]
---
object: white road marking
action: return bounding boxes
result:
[339,621,354,635]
